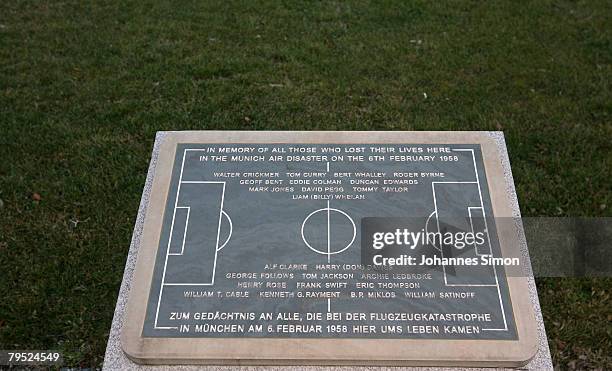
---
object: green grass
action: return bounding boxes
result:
[0,0,610,368]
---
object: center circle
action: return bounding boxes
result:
[301,207,356,256]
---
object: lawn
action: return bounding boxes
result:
[0,0,610,369]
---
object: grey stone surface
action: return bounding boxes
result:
[103,131,553,370]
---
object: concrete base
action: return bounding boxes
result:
[103,131,553,370]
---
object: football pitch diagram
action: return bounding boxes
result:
[143,143,518,340]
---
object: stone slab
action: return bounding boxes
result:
[103,131,553,370]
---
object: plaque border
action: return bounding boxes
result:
[121,131,538,367]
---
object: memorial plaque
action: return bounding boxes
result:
[121,131,538,367]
